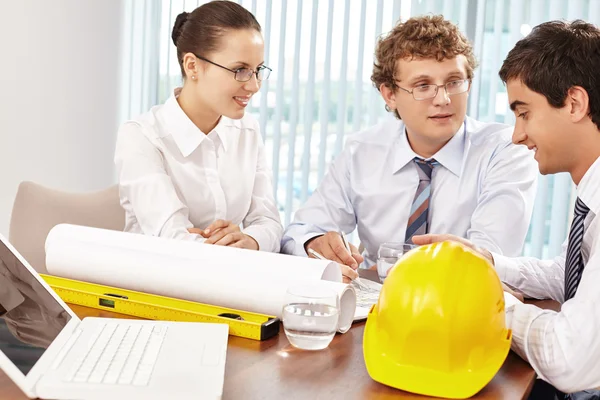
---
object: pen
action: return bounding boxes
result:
[307,248,327,260]
[339,231,351,254]
[308,245,367,289]
[338,231,368,290]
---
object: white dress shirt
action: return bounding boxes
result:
[493,156,600,393]
[115,89,282,252]
[281,117,538,264]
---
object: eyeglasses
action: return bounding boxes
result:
[395,79,471,101]
[194,54,272,82]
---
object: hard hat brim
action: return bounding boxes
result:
[363,310,512,399]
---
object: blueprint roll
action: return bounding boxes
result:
[45,224,357,333]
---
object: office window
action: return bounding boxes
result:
[120,0,600,257]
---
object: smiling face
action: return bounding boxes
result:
[380,56,471,157]
[507,79,580,176]
[180,28,265,124]
[192,29,265,120]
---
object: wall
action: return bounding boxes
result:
[0,0,124,235]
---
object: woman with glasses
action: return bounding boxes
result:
[114,1,282,252]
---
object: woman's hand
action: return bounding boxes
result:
[188,220,259,250]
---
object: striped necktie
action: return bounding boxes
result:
[564,197,590,301]
[405,158,438,243]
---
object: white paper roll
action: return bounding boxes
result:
[45,224,357,333]
[309,280,356,333]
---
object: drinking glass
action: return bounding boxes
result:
[377,242,417,282]
[282,284,339,350]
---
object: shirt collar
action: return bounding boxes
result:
[430,122,465,177]
[160,88,234,157]
[576,155,600,215]
[393,121,421,173]
[213,117,241,153]
[392,120,466,176]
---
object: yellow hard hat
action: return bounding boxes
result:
[363,241,511,399]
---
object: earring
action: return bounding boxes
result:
[191,76,196,80]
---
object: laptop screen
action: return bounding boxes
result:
[0,239,71,375]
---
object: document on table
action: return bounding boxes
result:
[349,279,522,321]
[351,278,382,321]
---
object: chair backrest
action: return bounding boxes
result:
[8,181,125,274]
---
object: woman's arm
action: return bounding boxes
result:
[114,122,204,241]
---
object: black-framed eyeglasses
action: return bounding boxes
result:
[395,79,471,101]
[194,54,271,82]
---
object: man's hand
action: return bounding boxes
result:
[305,232,363,283]
[411,233,494,266]
[188,220,259,250]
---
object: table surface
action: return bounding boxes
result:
[1,270,548,400]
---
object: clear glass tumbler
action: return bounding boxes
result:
[282,284,339,350]
[377,242,417,282]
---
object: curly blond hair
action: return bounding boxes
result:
[372,15,478,118]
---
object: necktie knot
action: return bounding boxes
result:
[574,197,590,217]
[413,158,438,180]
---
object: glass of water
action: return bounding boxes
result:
[377,242,417,282]
[282,285,339,351]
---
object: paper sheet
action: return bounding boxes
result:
[503,291,522,309]
[351,279,383,321]
[45,224,357,333]
[349,279,522,322]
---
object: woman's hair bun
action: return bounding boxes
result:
[171,11,189,46]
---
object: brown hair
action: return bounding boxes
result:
[171,0,261,77]
[371,15,478,119]
[499,20,600,130]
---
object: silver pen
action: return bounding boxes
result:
[307,248,327,260]
[308,236,367,289]
[338,231,368,290]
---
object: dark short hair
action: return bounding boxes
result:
[171,0,261,77]
[499,20,600,130]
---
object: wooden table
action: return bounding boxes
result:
[1,271,540,400]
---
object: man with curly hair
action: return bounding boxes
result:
[282,15,538,282]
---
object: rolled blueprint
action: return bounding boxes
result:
[45,224,357,333]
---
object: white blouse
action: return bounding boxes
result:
[114,89,282,252]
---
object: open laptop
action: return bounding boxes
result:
[0,233,228,399]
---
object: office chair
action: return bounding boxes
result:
[8,181,124,273]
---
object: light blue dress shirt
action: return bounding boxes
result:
[281,117,538,265]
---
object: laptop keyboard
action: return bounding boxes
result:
[64,323,168,386]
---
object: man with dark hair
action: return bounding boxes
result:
[414,20,600,397]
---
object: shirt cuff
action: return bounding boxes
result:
[242,226,278,252]
[507,302,555,375]
[283,232,325,256]
[490,251,522,288]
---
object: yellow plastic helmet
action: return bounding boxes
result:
[363,241,511,399]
